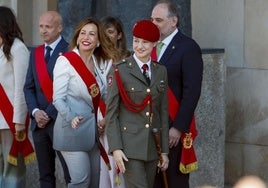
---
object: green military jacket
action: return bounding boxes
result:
[105,56,169,161]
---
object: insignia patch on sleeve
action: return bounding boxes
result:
[160,80,165,88]
[108,75,113,86]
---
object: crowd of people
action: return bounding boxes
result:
[0,0,208,187]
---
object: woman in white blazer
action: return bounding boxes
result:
[0,6,30,188]
[53,17,119,188]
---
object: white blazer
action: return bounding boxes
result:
[53,49,105,151]
[0,38,29,129]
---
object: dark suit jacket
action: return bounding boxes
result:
[24,38,69,131]
[159,30,203,132]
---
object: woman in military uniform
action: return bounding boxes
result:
[105,20,169,188]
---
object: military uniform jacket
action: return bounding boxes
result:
[106,56,169,161]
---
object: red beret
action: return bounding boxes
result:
[132,20,160,42]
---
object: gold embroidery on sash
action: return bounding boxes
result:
[90,84,99,98]
[183,133,193,149]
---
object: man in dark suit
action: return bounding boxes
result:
[151,1,203,188]
[24,11,70,188]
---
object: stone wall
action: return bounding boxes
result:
[225,67,268,186]
[57,0,191,47]
[192,0,268,186]
[190,50,226,188]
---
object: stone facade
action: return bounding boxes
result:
[191,51,226,188]
[58,0,191,48]
[225,68,268,186]
[192,0,268,186]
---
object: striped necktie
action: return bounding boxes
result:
[141,64,150,85]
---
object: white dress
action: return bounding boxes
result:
[95,59,126,188]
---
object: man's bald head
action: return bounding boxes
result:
[39,11,63,45]
[234,175,267,188]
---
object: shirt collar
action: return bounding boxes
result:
[161,28,178,46]
[133,54,151,70]
[45,35,62,51]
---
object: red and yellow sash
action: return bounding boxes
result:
[168,88,198,174]
[151,48,198,174]
[0,84,36,166]
[35,45,53,102]
[63,51,110,170]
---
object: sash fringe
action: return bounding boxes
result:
[7,155,18,166]
[179,161,198,174]
[115,174,121,186]
[24,152,37,165]
[7,152,36,166]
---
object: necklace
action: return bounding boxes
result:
[99,61,108,74]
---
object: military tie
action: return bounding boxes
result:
[141,64,150,85]
[156,41,164,57]
[45,46,52,63]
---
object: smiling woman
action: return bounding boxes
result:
[99,16,131,188]
[105,19,169,188]
[52,17,120,188]
[76,23,99,74]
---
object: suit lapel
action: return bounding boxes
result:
[159,32,181,65]
[49,38,68,65]
[46,38,68,77]
[77,74,94,108]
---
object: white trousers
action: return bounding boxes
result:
[99,133,125,188]
[0,129,26,188]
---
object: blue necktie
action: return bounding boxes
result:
[45,46,52,63]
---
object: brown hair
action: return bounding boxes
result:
[69,17,120,63]
[101,16,131,59]
[0,6,24,61]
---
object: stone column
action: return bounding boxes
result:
[190,49,226,188]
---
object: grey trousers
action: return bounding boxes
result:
[61,143,100,188]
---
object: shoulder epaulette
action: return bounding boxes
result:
[114,58,129,68]
[151,61,164,67]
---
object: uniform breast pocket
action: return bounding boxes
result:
[125,84,146,102]
[120,122,139,135]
